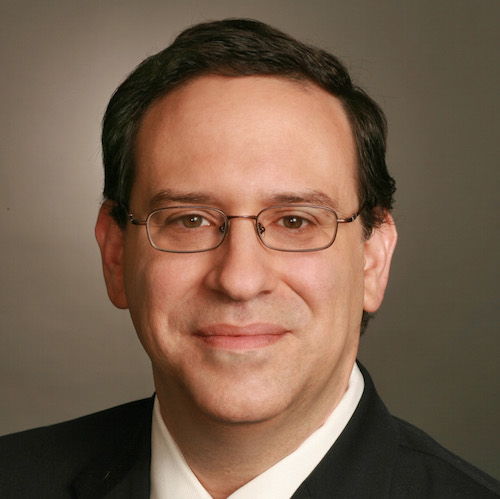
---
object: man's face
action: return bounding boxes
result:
[99,75,393,426]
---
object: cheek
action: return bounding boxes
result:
[122,248,203,346]
[281,243,365,335]
[124,235,199,297]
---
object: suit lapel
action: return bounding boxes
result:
[291,363,400,498]
[72,397,154,499]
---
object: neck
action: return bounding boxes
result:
[153,364,354,498]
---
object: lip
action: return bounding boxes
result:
[194,324,289,350]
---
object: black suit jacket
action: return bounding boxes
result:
[1,364,499,498]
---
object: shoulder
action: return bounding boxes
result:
[0,397,153,459]
[352,363,500,497]
[0,397,153,497]
[391,416,500,497]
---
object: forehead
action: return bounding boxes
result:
[133,75,358,210]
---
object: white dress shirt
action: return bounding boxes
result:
[150,363,364,498]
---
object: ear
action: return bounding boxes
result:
[95,201,129,309]
[363,212,397,313]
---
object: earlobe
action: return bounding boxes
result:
[363,213,397,313]
[95,202,129,309]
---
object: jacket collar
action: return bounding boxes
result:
[291,362,400,498]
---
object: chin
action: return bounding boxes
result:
[189,377,289,426]
[202,400,284,426]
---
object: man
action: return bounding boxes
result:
[1,18,498,498]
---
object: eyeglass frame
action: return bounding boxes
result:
[127,204,362,254]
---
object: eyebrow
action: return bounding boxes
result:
[147,188,340,212]
[269,190,340,211]
[148,189,215,210]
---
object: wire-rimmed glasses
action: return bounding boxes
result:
[128,205,361,253]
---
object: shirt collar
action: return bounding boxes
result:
[150,363,364,499]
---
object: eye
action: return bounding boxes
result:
[155,210,216,231]
[177,214,210,228]
[279,215,310,229]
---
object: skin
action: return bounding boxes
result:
[96,75,397,497]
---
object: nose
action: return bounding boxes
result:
[205,216,277,301]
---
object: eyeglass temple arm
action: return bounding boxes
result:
[128,214,147,225]
[337,211,360,224]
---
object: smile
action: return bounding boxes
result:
[194,324,289,350]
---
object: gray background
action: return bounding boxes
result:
[1,0,499,480]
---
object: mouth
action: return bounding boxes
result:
[193,323,289,350]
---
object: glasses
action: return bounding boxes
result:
[128,205,361,253]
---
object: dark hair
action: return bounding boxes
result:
[102,18,395,235]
